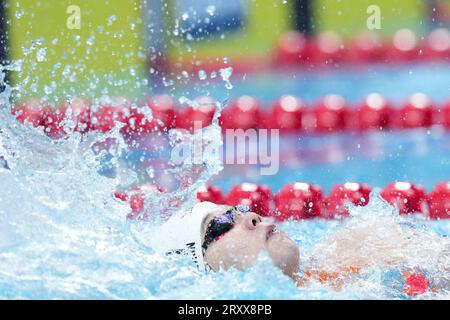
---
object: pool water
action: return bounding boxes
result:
[210,129,450,193]
[1,63,450,299]
[133,63,450,193]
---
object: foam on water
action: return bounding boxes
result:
[0,64,449,299]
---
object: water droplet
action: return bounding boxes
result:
[162,78,174,87]
[36,48,47,62]
[219,67,233,90]
[206,5,216,16]
[86,35,95,46]
[44,83,54,95]
[62,65,71,78]
[198,70,207,80]
[15,9,24,19]
[30,82,38,93]
[107,15,117,26]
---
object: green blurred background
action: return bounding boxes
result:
[8,0,146,102]
[314,0,425,36]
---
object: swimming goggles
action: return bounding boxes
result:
[202,204,250,254]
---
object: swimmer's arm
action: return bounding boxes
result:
[293,268,358,291]
[293,274,307,287]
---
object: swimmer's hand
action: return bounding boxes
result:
[293,274,308,287]
[294,267,361,291]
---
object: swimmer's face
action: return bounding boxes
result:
[202,207,300,278]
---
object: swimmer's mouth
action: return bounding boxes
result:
[266,225,279,241]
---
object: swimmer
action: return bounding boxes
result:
[151,201,449,294]
[151,202,300,279]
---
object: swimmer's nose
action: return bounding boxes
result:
[243,212,263,230]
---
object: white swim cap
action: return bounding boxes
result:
[150,201,223,271]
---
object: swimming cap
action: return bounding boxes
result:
[149,201,223,271]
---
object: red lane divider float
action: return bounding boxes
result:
[227,183,272,217]
[353,93,391,131]
[114,184,165,220]
[266,95,305,132]
[323,182,372,218]
[12,92,450,138]
[195,181,450,221]
[427,182,450,219]
[274,182,323,220]
[311,94,349,133]
[380,182,427,215]
[176,96,216,131]
[274,28,450,67]
[113,181,449,221]
[395,93,435,129]
[219,95,263,130]
[197,185,226,205]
